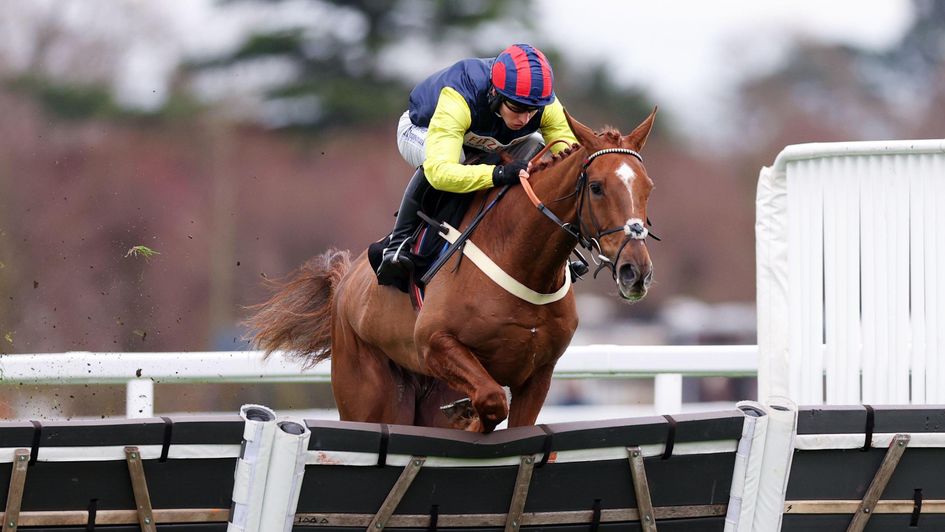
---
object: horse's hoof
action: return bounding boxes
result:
[440,397,475,428]
[440,397,501,432]
[440,397,476,421]
[472,389,509,433]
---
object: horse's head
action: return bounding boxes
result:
[565,109,657,302]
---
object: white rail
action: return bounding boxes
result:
[0,345,758,418]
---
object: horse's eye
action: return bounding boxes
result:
[589,182,603,196]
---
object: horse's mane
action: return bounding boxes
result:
[529,127,622,174]
[530,143,579,173]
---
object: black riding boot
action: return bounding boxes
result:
[376,167,430,286]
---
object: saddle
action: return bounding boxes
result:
[368,189,473,297]
[369,151,505,299]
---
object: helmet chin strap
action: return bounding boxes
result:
[488,87,503,116]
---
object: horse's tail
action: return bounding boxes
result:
[245,249,351,368]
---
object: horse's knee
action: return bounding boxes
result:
[421,331,453,366]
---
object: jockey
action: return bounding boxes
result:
[376,43,578,287]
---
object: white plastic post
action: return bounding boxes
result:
[258,421,312,532]
[654,373,682,414]
[229,405,278,532]
[126,378,154,418]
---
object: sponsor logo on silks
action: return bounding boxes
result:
[402,127,425,144]
[463,133,529,152]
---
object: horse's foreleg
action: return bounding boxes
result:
[507,364,555,427]
[422,331,508,433]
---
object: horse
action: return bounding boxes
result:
[247,109,657,433]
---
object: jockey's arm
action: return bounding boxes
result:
[422,87,496,193]
[539,98,579,151]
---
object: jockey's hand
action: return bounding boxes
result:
[492,160,529,187]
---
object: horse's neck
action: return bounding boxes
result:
[477,152,585,292]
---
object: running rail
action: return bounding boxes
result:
[0,345,759,418]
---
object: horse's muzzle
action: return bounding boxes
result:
[617,262,652,302]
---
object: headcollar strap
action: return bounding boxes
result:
[520,146,651,266]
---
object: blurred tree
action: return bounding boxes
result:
[0,1,197,122]
[188,0,532,128]
[554,62,660,140]
[5,76,118,121]
[737,0,943,150]
[881,0,945,89]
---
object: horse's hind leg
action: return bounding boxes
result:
[420,331,508,433]
[331,318,416,424]
[414,379,468,429]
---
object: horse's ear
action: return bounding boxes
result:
[623,106,658,152]
[564,108,599,150]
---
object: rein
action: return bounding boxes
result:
[418,185,512,286]
[521,144,657,280]
[420,140,659,289]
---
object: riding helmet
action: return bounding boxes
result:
[491,43,555,108]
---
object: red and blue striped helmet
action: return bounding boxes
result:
[491,44,555,108]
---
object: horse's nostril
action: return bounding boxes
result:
[619,264,639,284]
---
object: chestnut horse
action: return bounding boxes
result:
[248,110,657,432]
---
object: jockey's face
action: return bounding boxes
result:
[498,99,539,130]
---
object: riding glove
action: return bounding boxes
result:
[491,160,529,187]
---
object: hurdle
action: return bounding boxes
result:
[757,139,945,404]
[754,139,945,531]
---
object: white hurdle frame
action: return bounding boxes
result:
[0,345,758,418]
[757,139,945,404]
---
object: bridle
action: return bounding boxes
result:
[521,142,657,279]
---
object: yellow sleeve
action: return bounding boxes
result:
[539,98,578,153]
[422,87,496,193]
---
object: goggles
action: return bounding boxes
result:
[503,99,540,114]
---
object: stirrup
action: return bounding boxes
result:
[380,237,413,265]
[569,260,589,282]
